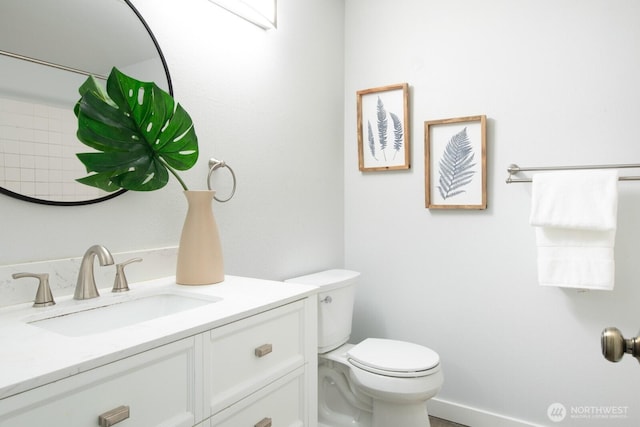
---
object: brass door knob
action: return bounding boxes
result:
[601,327,640,364]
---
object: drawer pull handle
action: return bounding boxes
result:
[255,417,272,427]
[98,405,130,427]
[255,343,273,357]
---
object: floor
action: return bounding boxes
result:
[429,416,469,427]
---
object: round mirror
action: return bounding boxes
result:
[0,0,172,206]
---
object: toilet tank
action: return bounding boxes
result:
[285,269,360,353]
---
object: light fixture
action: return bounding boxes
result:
[208,0,277,30]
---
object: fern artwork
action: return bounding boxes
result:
[425,115,487,210]
[437,127,476,200]
[365,97,403,162]
[357,83,410,171]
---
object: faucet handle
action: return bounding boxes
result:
[12,272,55,307]
[112,258,142,293]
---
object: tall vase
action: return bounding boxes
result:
[176,190,224,285]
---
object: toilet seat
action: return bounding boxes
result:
[347,338,439,378]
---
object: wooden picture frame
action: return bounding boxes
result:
[357,83,410,171]
[425,115,487,209]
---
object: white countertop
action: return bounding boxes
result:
[0,275,318,400]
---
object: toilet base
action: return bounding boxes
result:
[372,400,431,427]
[319,362,373,427]
[319,344,441,427]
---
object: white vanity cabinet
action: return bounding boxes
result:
[208,368,306,427]
[0,291,317,427]
[204,300,314,426]
[0,337,197,426]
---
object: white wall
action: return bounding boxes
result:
[344,1,640,426]
[0,0,345,281]
[5,0,640,425]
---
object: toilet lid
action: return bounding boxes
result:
[347,338,439,377]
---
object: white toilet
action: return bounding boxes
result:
[286,269,443,427]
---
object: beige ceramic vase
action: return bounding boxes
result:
[176,190,224,285]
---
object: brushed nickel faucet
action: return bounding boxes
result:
[112,257,142,293]
[74,245,114,300]
[12,272,55,307]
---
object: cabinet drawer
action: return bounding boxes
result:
[210,367,305,427]
[206,301,305,415]
[0,338,196,427]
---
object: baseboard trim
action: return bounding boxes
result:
[428,398,546,427]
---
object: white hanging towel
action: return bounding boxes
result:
[529,170,619,290]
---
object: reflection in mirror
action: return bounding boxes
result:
[0,0,172,205]
[208,0,277,30]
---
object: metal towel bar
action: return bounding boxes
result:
[506,163,640,183]
[0,49,107,79]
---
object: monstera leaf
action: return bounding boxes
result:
[74,67,198,192]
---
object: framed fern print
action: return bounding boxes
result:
[425,115,487,209]
[357,83,410,171]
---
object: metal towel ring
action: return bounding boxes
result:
[207,158,237,202]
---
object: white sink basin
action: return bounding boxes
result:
[29,293,221,337]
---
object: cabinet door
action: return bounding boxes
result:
[209,367,306,427]
[0,337,197,427]
[205,301,306,415]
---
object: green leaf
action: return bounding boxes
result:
[76,171,124,193]
[74,67,198,191]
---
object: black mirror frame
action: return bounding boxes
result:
[0,0,172,207]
